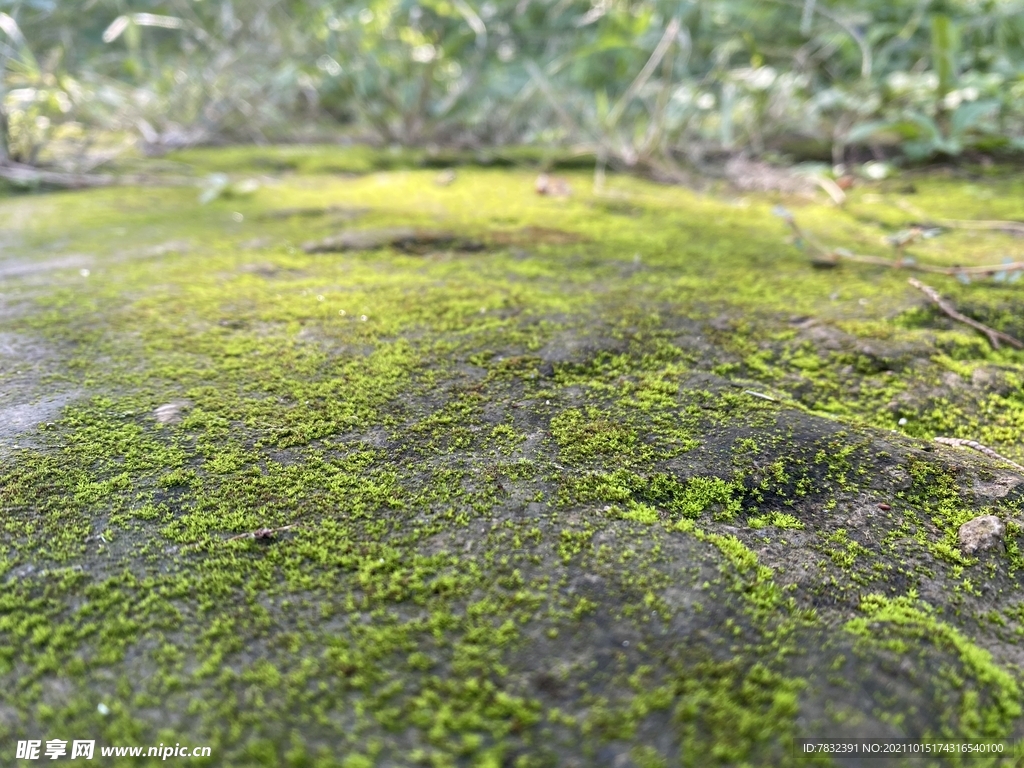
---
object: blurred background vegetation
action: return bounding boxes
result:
[1,0,1024,180]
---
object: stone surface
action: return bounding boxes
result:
[302,227,483,254]
[958,514,1006,554]
[3,153,1024,766]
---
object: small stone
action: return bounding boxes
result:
[154,401,188,425]
[535,173,571,197]
[958,515,1005,555]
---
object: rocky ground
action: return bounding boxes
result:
[1,148,1024,767]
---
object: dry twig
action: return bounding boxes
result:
[811,176,847,206]
[776,208,1024,277]
[934,437,1024,473]
[180,523,302,552]
[908,278,1023,350]
[0,161,116,188]
[0,160,193,189]
[743,389,779,402]
[896,200,1024,236]
[225,524,300,542]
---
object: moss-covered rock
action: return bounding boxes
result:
[1,149,1023,766]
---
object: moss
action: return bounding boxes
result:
[748,512,804,530]
[822,528,871,569]
[2,150,1024,764]
[674,477,744,521]
[550,408,644,465]
[619,502,660,524]
[896,457,985,566]
[847,592,1022,739]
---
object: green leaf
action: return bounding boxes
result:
[595,88,609,123]
[904,112,943,144]
[950,100,998,139]
[845,120,894,144]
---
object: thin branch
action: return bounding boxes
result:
[593,147,606,194]
[777,209,1024,276]
[225,524,300,542]
[181,523,302,552]
[763,0,872,77]
[405,58,438,143]
[811,175,846,206]
[896,200,1024,235]
[744,390,780,402]
[0,161,115,187]
[451,0,487,49]
[934,437,1024,473]
[800,0,817,35]
[607,17,681,129]
[524,60,589,141]
[0,160,197,189]
[908,277,1023,350]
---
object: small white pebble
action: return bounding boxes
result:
[97,703,110,715]
[622,641,629,647]
[154,402,186,425]
[898,418,908,426]
[79,268,90,277]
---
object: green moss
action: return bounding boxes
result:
[822,528,871,569]
[748,512,804,530]
[619,502,661,524]
[847,593,1022,739]
[2,151,1024,764]
[896,458,983,566]
[550,408,644,465]
[674,477,744,521]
